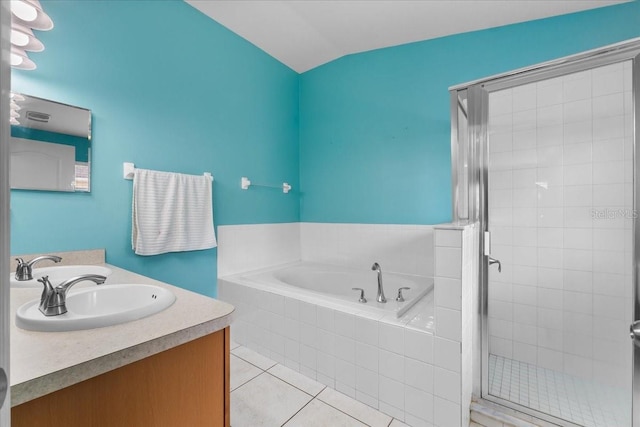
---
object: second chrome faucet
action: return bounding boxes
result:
[15,255,62,281]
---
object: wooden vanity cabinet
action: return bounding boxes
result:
[12,327,230,427]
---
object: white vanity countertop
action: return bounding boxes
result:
[9,264,234,406]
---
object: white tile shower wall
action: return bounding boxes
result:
[433,223,476,427]
[217,223,301,276]
[300,223,434,278]
[487,61,633,390]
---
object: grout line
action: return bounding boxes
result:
[231,347,277,371]
[316,391,383,427]
[310,396,375,427]
[229,354,265,392]
[264,370,327,398]
[266,363,327,397]
[230,370,267,394]
[488,354,630,426]
[279,397,315,427]
[233,345,393,427]
[242,367,382,427]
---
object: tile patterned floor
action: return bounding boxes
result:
[230,342,411,427]
[488,354,631,427]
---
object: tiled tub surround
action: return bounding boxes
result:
[486,61,633,424]
[434,224,477,427]
[299,223,435,278]
[219,223,475,427]
[217,222,435,278]
[217,223,301,277]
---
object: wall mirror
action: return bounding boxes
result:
[10,93,92,193]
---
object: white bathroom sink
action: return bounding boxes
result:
[15,284,176,332]
[10,265,113,288]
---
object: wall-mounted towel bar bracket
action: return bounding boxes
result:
[123,162,136,180]
[123,162,212,181]
[241,176,291,194]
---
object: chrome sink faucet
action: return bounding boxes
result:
[15,255,62,281]
[38,274,106,316]
[371,262,387,303]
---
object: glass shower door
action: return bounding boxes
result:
[483,60,634,427]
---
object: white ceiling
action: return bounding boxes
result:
[185,0,628,73]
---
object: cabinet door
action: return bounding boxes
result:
[12,328,230,427]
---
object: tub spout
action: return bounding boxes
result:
[371,262,387,303]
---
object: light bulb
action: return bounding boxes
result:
[10,117,20,126]
[11,28,29,46]
[10,52,23,66]
[10,24,44,51]
[11,0,37,22]
[10,47,36,70]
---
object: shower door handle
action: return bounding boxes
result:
[488,256,502,273]
[629,321,640,343]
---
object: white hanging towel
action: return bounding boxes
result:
[132,168,217,256]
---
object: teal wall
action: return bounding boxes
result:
[10,0,299,297]
[299,1,640,224]
[10,1,640,296]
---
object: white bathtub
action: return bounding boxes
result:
[226,261,432,318]
[219,261,437,423]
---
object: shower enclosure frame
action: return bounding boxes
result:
[450,38,640,426]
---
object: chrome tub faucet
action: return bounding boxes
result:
[371,262,387,303]
[15,255,62,281]
[38,274,106,316]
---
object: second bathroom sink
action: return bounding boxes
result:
[10,265,113,288]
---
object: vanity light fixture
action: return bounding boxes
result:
[10,0,54,31]
[9,0,53,71]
